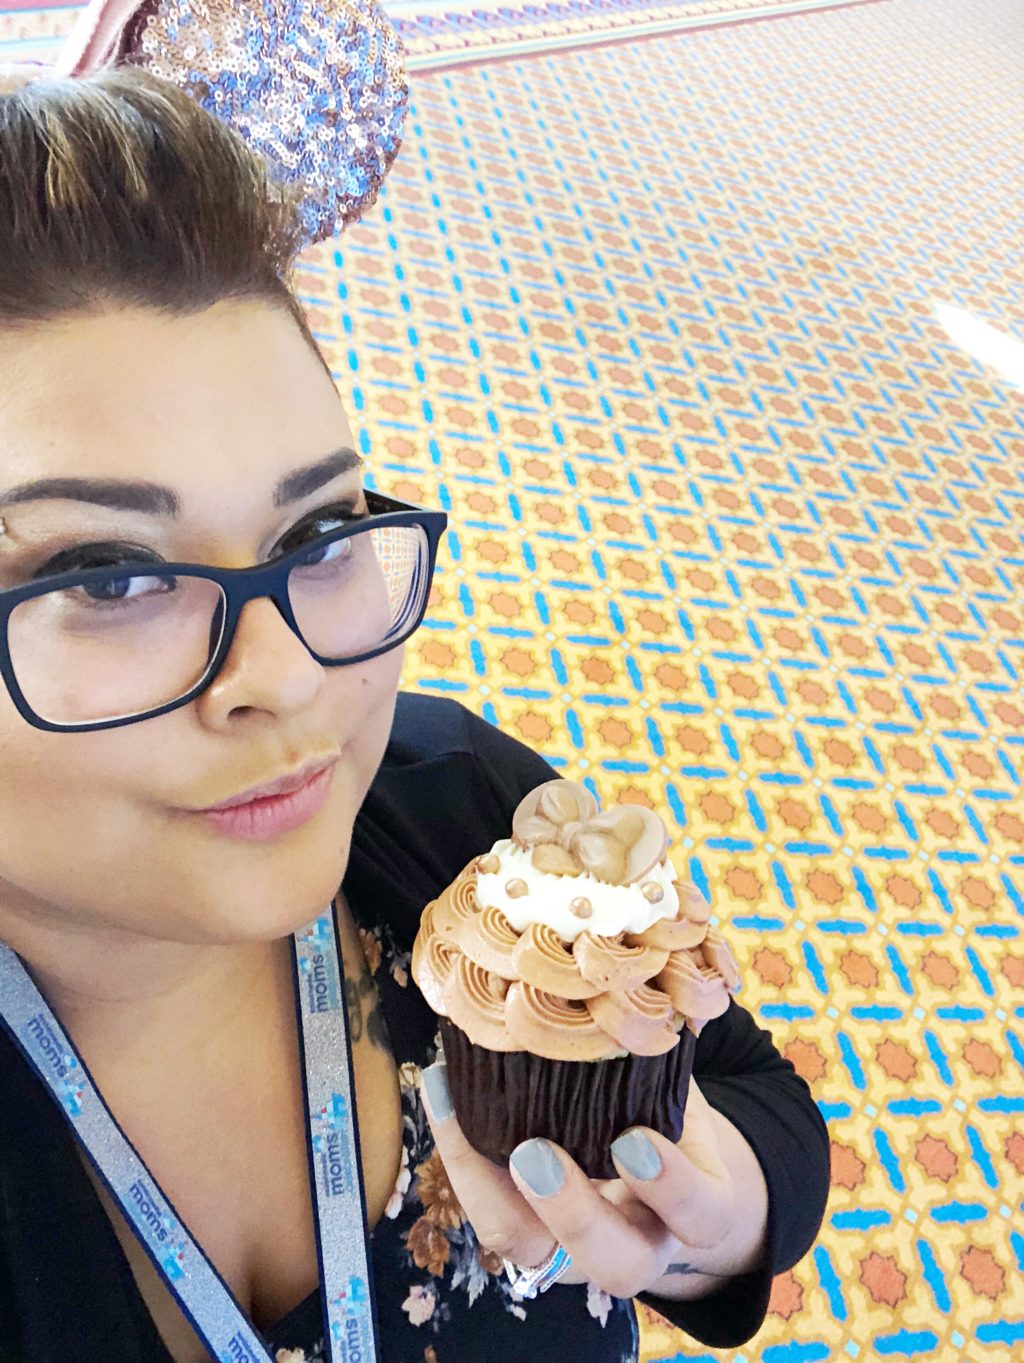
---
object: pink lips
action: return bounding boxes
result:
[202,757,338,811]
[197,761,338,841]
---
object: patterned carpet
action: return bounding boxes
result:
[4,1,1024,1361]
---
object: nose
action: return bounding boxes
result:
[198,593,325,723]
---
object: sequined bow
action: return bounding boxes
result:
[5,0,408,248]
[511,780,667,886]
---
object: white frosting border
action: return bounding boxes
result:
[475,839,681,942]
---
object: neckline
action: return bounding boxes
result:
[265,1284,322,1342]
[264,1186,395,1341]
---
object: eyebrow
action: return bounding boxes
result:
[0,446,363,517]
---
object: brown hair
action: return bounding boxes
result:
[0,65,328,368]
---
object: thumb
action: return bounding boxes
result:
[676,1079,730,1180]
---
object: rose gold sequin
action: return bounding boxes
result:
[116,0,409,246]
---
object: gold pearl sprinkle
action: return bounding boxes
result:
[570,896,592,918]
[641,881,665,903]
[505,878,528,898]
[477,853,500,874]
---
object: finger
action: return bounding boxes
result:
[508,1137,676,1299]
[607,1113,734,1251]
[420,1063,556,1269]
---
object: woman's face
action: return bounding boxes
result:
[0,300,403,954]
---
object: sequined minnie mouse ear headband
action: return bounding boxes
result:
[0,0,408,250]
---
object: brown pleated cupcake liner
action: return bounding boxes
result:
[437,1017,698,1180]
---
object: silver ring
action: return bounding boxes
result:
[502,1244,573,1300]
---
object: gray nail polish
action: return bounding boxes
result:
[422,1063,453,1123]
[610,1129,661,1181]
[510,1139,564,1197]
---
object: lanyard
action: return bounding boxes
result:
[0,904,380,1363]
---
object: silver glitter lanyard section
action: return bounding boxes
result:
[0,905,379,1363]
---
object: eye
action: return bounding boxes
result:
[29,541,159,581]
[24,499,368,581]
[275,501,365,556]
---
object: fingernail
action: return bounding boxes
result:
[610,1129,661,1181]
[510,1139,564,1198]
[422,1063,453,1123]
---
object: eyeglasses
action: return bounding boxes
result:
[0,490,448,733]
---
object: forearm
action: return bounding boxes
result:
[644,1106,769,1302]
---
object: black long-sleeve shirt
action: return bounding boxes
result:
[0,693,831,1361]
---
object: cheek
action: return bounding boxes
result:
[0,729,54,880]
[0,719,106,837]
[335,644,404,773]
[0,648,407,946]
[0,718,154,919]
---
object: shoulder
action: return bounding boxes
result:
[347,695,560,895]
[383,692,486,764]
[381,693,559,808]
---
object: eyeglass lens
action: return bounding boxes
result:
[6,522,428,726]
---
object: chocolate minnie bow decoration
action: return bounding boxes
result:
[512,780,669,886]
[4,0,408,248]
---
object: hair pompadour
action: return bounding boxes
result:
[0,65,327,369]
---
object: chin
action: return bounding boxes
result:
[176,793,360,946]
[187,854,351,947]
[249,823,356,928]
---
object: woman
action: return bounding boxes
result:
[0,66,830,1363]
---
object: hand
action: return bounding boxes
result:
[420,1061,769,1302]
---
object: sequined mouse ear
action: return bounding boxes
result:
[54,0,409,248]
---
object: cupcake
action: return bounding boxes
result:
[412,779,740,1178]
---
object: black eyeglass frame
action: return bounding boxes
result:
[0,490,448,734]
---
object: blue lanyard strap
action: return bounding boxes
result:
[0,905,379,1363]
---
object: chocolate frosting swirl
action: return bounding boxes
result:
[431,869,479,943]
[574,933,670,992]
[624,881,711,951]
[512,923,603,1000]
[655,950,733,1025]
[701,926,742,992]
[409,903,457,1015]
[443,954,519,1052]
[458,904,520,979]
[505,983,614,1061]
[413,860,741,1061]
[587,983,681,1055]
